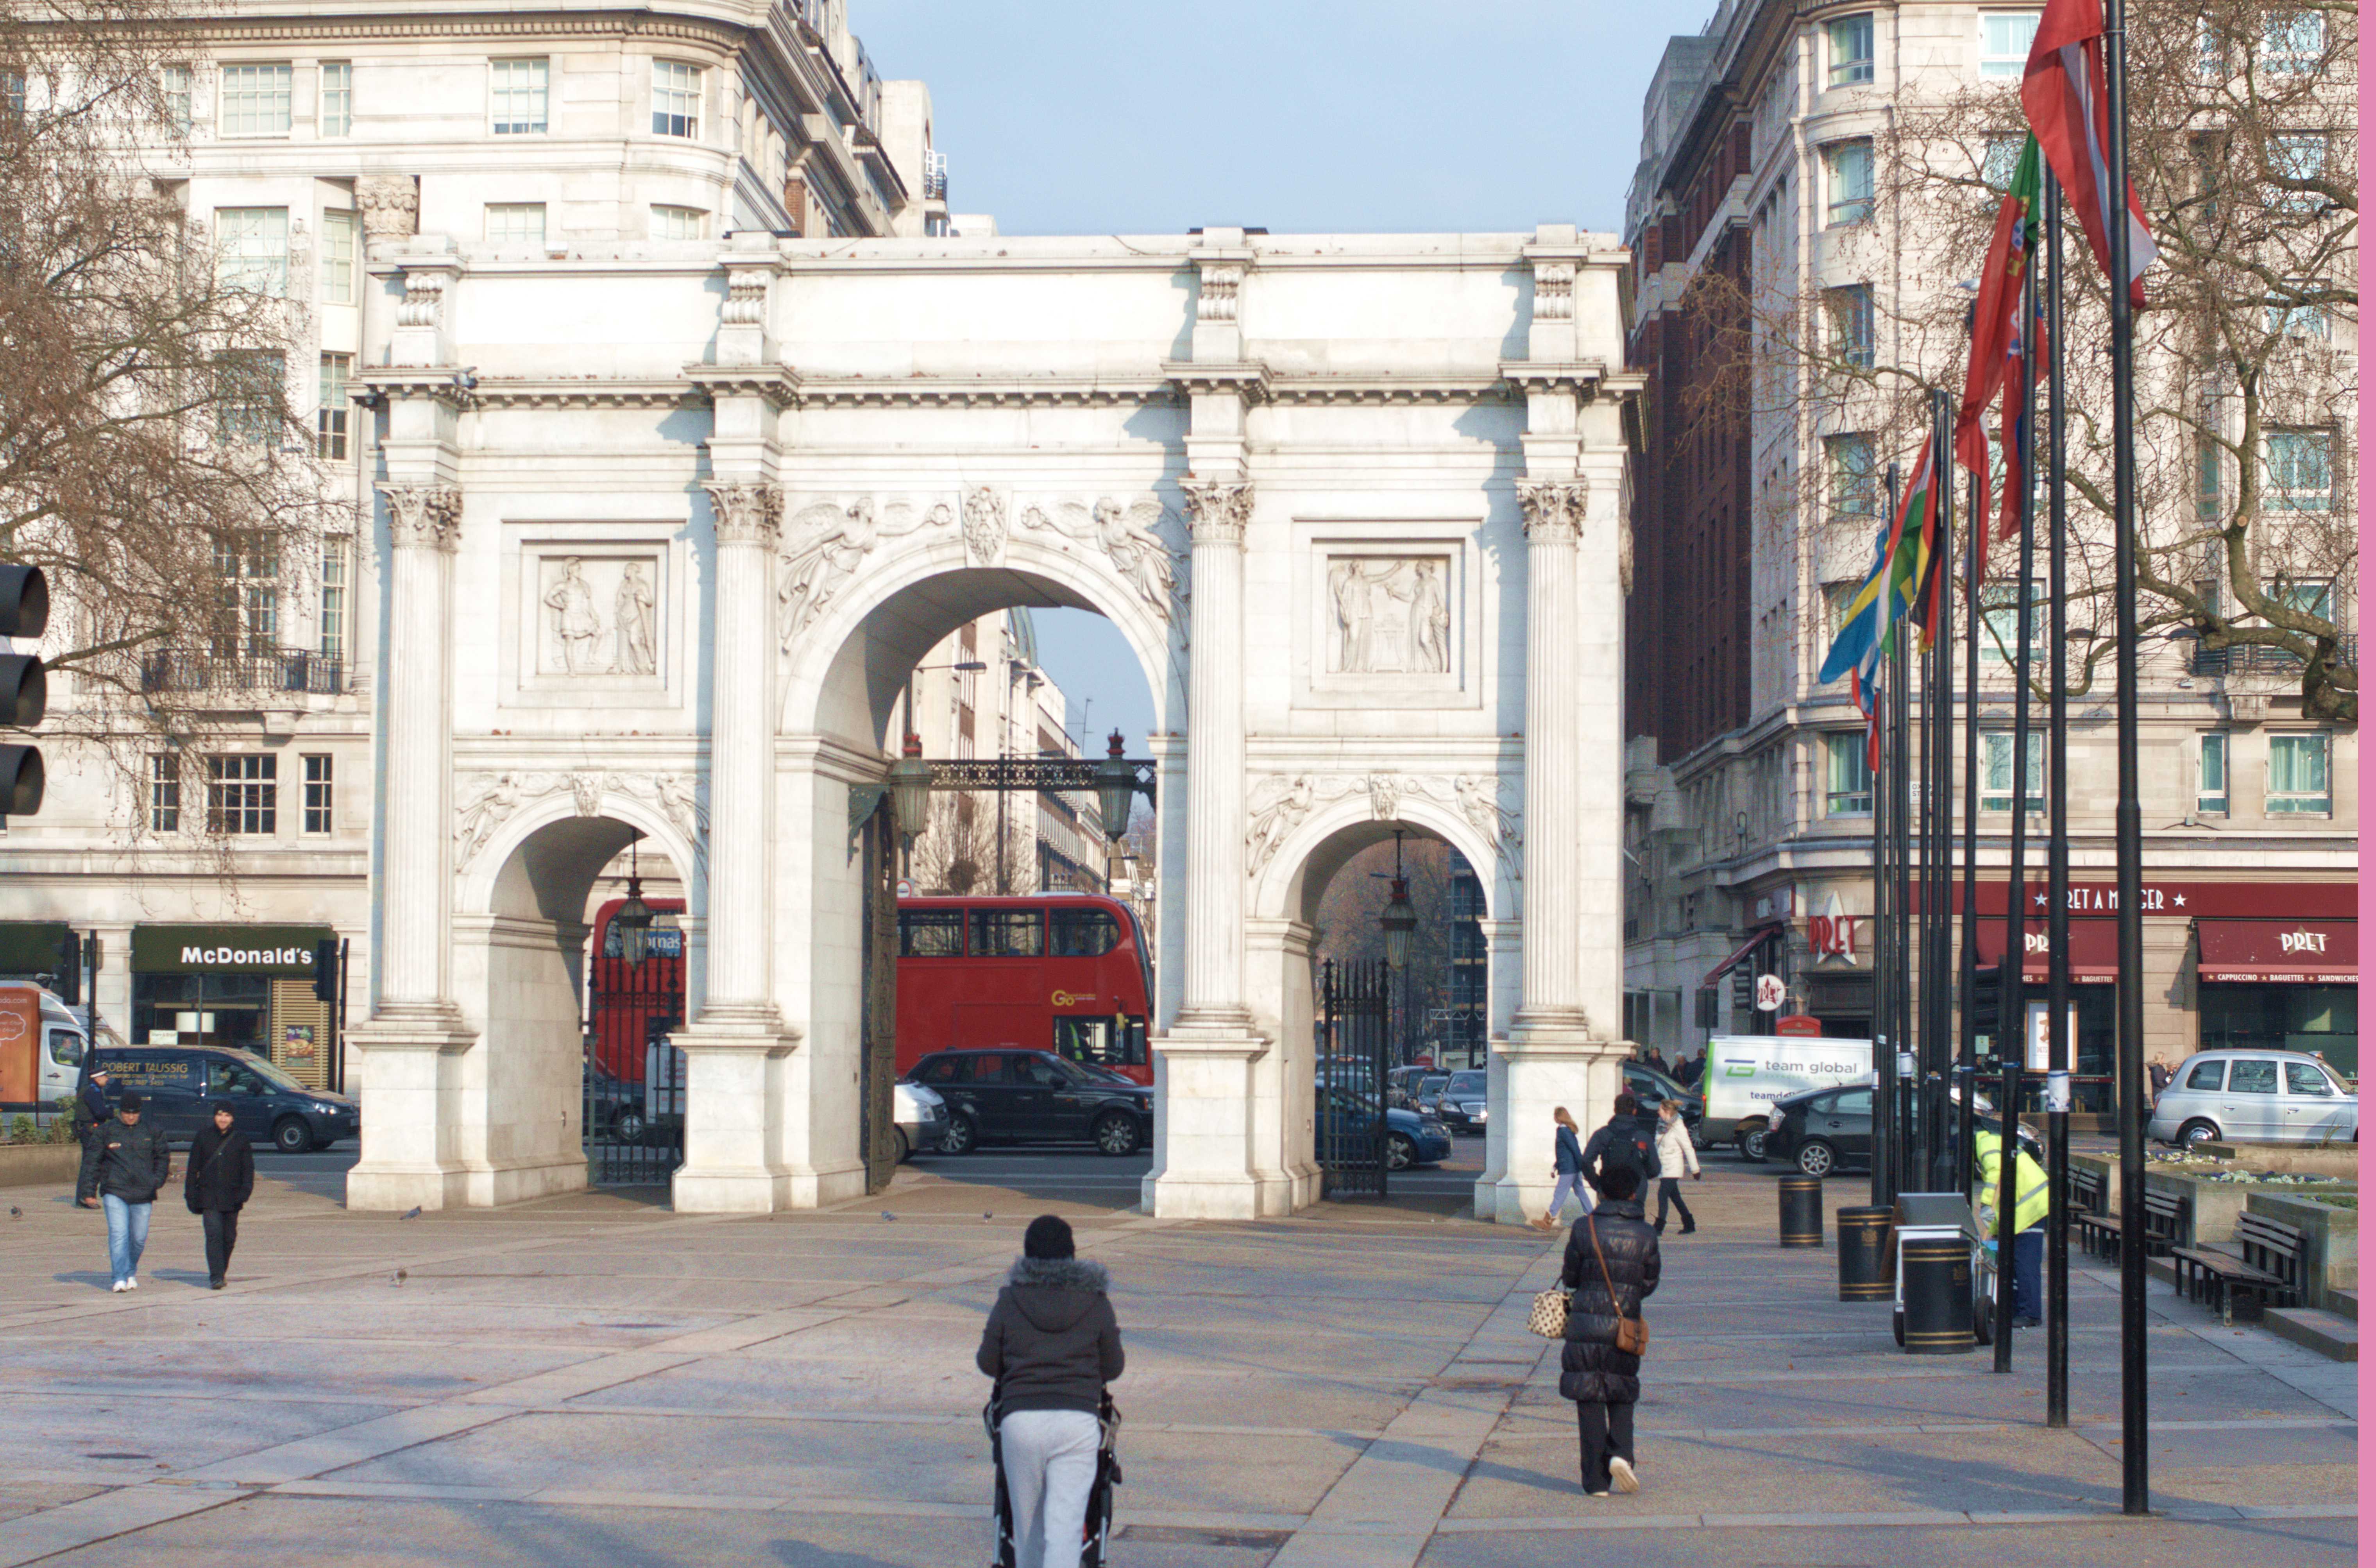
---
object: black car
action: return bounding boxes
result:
[89,1045,359,1153]
[905,1049,1154,1156]
[1434,1069,1489,1134]
[1764,1085,1875,1176]
[1624,1063,1704,1132]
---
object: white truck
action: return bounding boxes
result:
[1696,1034,1875,1158]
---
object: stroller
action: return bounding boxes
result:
[984,1390,1123,1568]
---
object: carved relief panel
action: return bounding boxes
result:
[501,526,685,710]
[1292,524,1478,709]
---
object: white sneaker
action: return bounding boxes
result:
[1609,1457,1639,1494]
[110,1280,127,1292]
[125,1276,138,1291]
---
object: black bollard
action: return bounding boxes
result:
[1778,1175,1824,1248]
[1900,1235,1978,1354]
[1837,1205,1894,1301]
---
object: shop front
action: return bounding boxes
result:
[129,925,342,1090]
[2196,918,2358,1077]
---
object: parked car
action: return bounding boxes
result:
[583,1058,650,1141]
[1766,1084,2045,1176]
[893,1079,950,1162]
[1386,1065,1440,1108]
[88,1044,358,1152]
[2148,1050,2358,1148]
[1624,1062,1704,1132]
[904,1049,1154,1155]
[1434,1069,1488,1134]
[1317,1088,1452,1171]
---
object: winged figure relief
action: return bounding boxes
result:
[1020,498,1181,620]
[777,497,954,647]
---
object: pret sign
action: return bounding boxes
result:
[1754,973,1786,1012]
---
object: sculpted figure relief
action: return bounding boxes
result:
[1243,775,1317,879]
[1019,497,1180,620]
[1328,557,1451,675]
[778,497,954,646]
[544,558,604,675]
[612,561,657,675]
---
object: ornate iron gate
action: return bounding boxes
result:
[858,796,900,1193]
[583,948,686,1187]
[1317,959,1391,1199]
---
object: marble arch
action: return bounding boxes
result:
[343,224,1641,1225]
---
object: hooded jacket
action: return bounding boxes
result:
[185,1122,256,1214]
[1654,1112,1699,1179]
[976,1256,1125,1419]
[1557,1198,1662,1404]
[77,1114,171,1205]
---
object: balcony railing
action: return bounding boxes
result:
[141,647,347,696]
[2188,634,2356,678]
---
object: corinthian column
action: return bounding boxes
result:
[1514,480,1589,1030]
[1177,476,1253,1028]
[378,485,463,1013]
[696,482,780,1018]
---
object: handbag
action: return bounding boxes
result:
[1588,1215,1650,1358]
[1525,1287,1569,1339]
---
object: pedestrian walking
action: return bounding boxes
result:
[184,1101,255,1290]
[977,1214,1124,1568]
[70,1064,113,1149]
[1531,1107,1594,1231]
[1559,1165,1661,1496]
[75,1090,171,1292]
[1581,1092,1660,1199]
[1651,1099,1700,1235]
[2147,1056,2174,1104]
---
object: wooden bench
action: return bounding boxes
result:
[2140,1189,2187,1259]
[2068,1169,2117,1257]
[2170,1213,2305,1326]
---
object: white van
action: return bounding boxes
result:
[1698,1034,1875,1157]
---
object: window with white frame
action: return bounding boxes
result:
[2267,284,2328,340]
[2265,733,2331,814]
[2271,133,2327,211]
[1981,732,2045,813]
[1981,580,2044,662]
[491,57,548,135]
[651,59,701,138]
[319,208,356,304]
[212,350,285,447]
[212,535,279,659]
[213,206,289,296]
[160,64,192,130]
[318,539,349,664]
[1981,132,2025,192]
[218,63,293,136]
[1827,14,1875,87]
[2263,9,2326,72]
[1821,580,1862,646]
[316,353,351,460]
[206,754,277,834]
[485,202,547,245]
[1978,13,2041,77]
[650,204,706,240]
[318,61,351,136]
[149,754,182,833]
[1825,140,1874,226]
[2263,428,2333,511]
[1825,732,1874,817]
[1826,433,1877,516]
[302,755,334,834]
[2197,732,2229,815]
[2272,578,2333,623]
[2196,435,2224,521]
[1827,284,1875,367]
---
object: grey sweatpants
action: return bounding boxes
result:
[1000,1407,1101,1568]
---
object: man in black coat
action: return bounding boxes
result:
[70,1065,113,1149]
[1559,1164,1662,1496]
[76,1090,172,1292]
[184,1101,256,1290]
[1580,1092,1662,1198]
[977,1214,1124,1568]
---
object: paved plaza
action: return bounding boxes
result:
[0,1151,2355,1567]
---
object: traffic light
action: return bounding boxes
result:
[0,564,48,816]
[312,938,340,1003]
[1969,962,2003,1040]
[55,927,80,1006]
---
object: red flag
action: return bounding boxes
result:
[2020,0,2155,307]
[1954,137,2041,579]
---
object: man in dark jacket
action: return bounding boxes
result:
[1580,1092,1662,1198]
[184,1101,256,1290]
[977,1214,1124,1568]
[1560,1164,1662,1496]
[76,1090,172,1292]
[70,1065,113,1148]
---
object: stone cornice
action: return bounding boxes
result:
[684,366,802,411]
[1161,361,1272,405]
[66,8,749,47]
[356,368,475,409]
[793,376,1177,409]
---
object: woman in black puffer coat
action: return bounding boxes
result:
[1558,1163,1662,1496]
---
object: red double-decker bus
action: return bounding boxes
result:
[586,896,686,1081]
[896,893,1154,1084]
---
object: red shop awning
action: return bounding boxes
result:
[1974,919,2119,984]
[1699,924,1784,989]
[2196,919,2358,985]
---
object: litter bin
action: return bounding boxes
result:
[1836,1205,1893,1301]
[1778,1175,1823,1248]
[1893,1192,1981,1355]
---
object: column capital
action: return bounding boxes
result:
[703,482,782,547]
[1181,477,1252,546]
[380,485,462,551]
[1517,480,1586,541]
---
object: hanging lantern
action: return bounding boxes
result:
[1379,829,1416,969]
[889,730,934,842]
[1094,729,1137,843]
[615,834,654,964]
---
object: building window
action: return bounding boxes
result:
[319,539,348,664]
[485,202,547,244]
[1826,433,1877,516]
[1981,580,2043,662]
[149,755,182,832]
[206,754,277,835]
[651,59,701,138]
[1979,12,2041,77]
[1827,284,1874,368]
[2197,732,2228,816]
[1827,14,1875,86]
[2263,9,2326,72]
[318,61,351,136]
[2263,428,2333,511]
[1825,732,1874,817]
[213,349,285,447]
[1824,140,1874,226]
[1981,732,2044,814]
[213,206,289,296]
[161,64,192,131]
[315,352,351,460]
[1981,132,2026,192]
[490,58,548,135]
[302,755,333,834]
[218,63,293,136]
[650,204,706,240]
[2271,133,2327,211]
[2267,289,2328,340]
[2273,578,2333,622]
[2196,435,2224,521]
[319,208,356,304]
[2266,733,2331,814]
[213,535,279,658]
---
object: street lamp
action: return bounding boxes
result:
[1093,729,1138,843]
[614,834,655,964]
[888,729,933,875]
[1379,830,1416,970]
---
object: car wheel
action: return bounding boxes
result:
[2177,1118,2222,1150]
[1093,1112,1140,1157]
[1741,1128,1769,1162]
[1796,1139,1837,1179]
[272,1117,312,1155]
[615,1107,646,1142]
[1386,1133,1415,1172]
[941,1113,978,1155]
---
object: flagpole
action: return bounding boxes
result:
[1873,464,1900,1212]
[1957,465,1981,1217]
[2102,0,2149,1517]
[1928,388,1956,1192]
[1891,616,1913,1195]
[2042,163,2073,1431]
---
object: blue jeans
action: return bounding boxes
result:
[2013,1226,2044,1322]
[1547,1172,1594,1223]
[102,1194,152,1285]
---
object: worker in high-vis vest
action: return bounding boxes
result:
[1974,1129,2051,1327]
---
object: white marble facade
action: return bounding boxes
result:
[343,224,1641,1223]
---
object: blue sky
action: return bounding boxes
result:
[859,1,1683,753]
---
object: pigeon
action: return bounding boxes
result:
[983,1212,993,1224]
[390,1269,408,1286]
[9,1206,20,1219]
[399,1206,422,1221]
[880,1211,897,1222]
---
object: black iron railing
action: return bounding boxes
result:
[2187,634,2355,678]
[140,647,346,696]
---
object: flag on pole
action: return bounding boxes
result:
[1954,135,2043,576]
[2021,0,2154,307]
[1819,435,1940,693]
[1901,431,1948,652]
